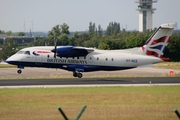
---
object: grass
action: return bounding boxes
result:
[153,62,180,70]
[0,64,16,68]
[0,86,180,120]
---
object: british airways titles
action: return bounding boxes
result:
[47,58,87,64]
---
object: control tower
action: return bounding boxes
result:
[135,0,157,32]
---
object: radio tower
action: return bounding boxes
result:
[31,20,33,36]
[135,0,157,32]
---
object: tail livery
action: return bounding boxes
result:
[142,23,175,60]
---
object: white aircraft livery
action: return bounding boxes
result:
[6,23,175,78]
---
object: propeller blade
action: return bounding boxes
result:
[54,39,57,58]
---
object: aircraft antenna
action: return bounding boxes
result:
[24,19,26,33]
[31,20,33,36]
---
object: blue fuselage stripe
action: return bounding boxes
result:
[6,61,135,72]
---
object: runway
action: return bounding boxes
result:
[0,77,180,88]
[0,67,180,88]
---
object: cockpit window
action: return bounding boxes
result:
[17,51,24,54]
[24,51,30,55]
[16,50,30,55]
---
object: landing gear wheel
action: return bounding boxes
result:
[77,73,83,78]
[17,70,22,74]
[73,72,77,77]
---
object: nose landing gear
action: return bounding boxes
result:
[17,65,24,74]
[17,69,22,74]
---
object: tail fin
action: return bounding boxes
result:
[142,23,175,60]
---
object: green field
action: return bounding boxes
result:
[0,86,180,120]
[153,62,180,70]
[0,64,16,68]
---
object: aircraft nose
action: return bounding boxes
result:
[6,57,13,64]
[6,55,18,65]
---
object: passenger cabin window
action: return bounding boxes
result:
[24,51,30,55]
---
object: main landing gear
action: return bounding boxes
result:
[73,71,83,78]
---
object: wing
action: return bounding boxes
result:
[51,46,94,57]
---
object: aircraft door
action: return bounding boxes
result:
[88,55,93,63]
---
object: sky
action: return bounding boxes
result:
[0,0,180,32]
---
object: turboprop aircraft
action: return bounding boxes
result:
[6,23,175,78]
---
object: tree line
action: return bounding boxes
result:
[0,22,180,61]
[0,30,25,36]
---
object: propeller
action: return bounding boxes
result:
[51,38,57,58]
[54,39,57,58]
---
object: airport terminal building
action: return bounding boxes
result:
[0,35,46,46]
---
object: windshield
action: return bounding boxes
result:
[24,51,30,55]
[16,51,24,54]
[16,50,30,55]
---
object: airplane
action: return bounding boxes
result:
[6,23,175,78]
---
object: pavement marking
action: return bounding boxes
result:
[1,83,180,89]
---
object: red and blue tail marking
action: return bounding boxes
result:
[141,23,175,61]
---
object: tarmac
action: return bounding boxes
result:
[0,66,179,79]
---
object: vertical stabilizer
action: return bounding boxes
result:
[142,23,175,60]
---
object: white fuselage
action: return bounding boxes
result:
[5,23,175,78]
[6,46,162,72]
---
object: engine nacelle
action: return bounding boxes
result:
[52,46,88,57]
